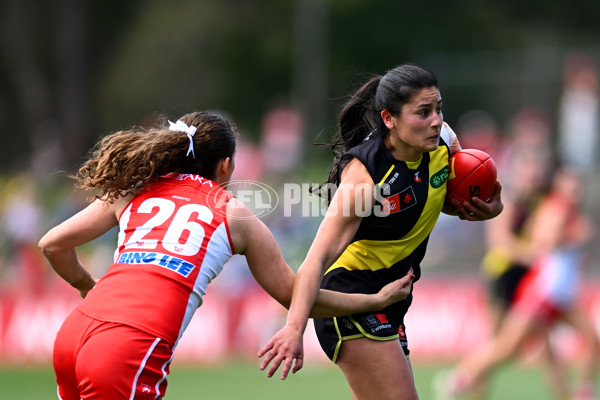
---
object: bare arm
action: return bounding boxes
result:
[312,278,413,318]
[227,196,413,317]
[227,197,296,307]
[527,171,593,252]
[38,196,130,297]
[526,193,591,254]
[484,197,537,265]
[257,159,382,379]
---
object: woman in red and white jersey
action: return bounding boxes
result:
[440,167,598,400]
[39,111,414,400]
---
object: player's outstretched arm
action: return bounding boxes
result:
[312,269,414,317]
[256,159,377,380]
[227,197,413,316]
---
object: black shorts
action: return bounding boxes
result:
[489,264,529,311]
[314,309,410,363]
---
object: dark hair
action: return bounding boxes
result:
[75,111,237,202]
[321,63,439,191]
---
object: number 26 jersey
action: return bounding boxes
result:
[78,173,234,347]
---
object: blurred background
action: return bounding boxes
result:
[1,0,599,397]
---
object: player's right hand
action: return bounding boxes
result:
[258,325,304,380]
[78,278,98,299]
[457,181,503,221]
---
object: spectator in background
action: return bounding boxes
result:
[495,106,554,172]
[454,109,503,159]
[0,173,47,293]
[260,107,305,183]
[557,52,599,173]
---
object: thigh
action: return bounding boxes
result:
[76,321,174,400]
[337,337,418,400]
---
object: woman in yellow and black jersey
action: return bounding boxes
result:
[259,64,504,400]
[315,121,455,363]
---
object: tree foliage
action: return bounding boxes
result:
[0,0,599,173]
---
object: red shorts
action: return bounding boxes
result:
[511,264,561,325]
[54,309,174,400]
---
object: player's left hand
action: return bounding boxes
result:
[457,181,503,221]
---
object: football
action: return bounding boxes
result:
[445,149,497,208]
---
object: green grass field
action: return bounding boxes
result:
[0,361,571,399]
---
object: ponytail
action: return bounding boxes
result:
[324,75,383,188]
[310,75,383,202]
[312,63,439,203]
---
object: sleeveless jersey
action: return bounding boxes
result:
[321,124,452,312]
[481,195,541,278]
[78,173,234,347]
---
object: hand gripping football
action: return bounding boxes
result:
[445,149,497,208]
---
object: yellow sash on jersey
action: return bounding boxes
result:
[326,146,449,274]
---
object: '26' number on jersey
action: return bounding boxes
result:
[118,198,213,256]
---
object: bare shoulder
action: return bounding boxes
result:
[226,196,255,221]
[341,157,374,185]
[112,194,135,216]
[329,158,376,219]
[226,197,259,255]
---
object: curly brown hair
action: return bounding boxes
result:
[75,111,237,202]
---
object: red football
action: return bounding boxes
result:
[445,149,497,208]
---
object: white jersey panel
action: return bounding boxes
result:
[176,221,232,344]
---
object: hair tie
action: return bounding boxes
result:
[168,120,197,158]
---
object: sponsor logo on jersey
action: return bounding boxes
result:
[116,251,196,278]
[172,195,191,201]
[381,186,417,214]
[388,172,400,185]
[430,165,449,188]
[414,171,421,182]
[341,316,353,330]
[375,313,389,323]
[398,324,407,339]
[140,384,152,394]
[172,173,214,187]
[362,314,392,334]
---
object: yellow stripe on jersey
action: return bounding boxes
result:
[326,146,449,274]
[481,248,513,278]
[378,165,395,186]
